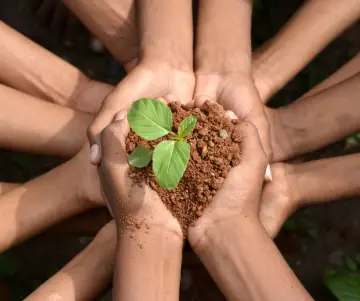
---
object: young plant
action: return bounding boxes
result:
[127,98,197,189]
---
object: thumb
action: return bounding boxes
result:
[100,110,130,168]
[222,122,268,192]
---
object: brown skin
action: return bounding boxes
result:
[0,84,91,157]
[1,58,359,239]
[63,0,138,72]
[0,146,103,253]
[88,0,195,164]
[195,0,272,160]
[253,0,360,103]
[0,21,112,114]
[25,221,116,301]
[99,116,183,301]
[189,123,313,301]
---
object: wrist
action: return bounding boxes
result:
[195,48,251,75]
[117,218,184,244]
[189,214,261,256]
[140,51,193,74]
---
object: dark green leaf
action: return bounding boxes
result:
[324,271,360,301]
[355,254,360,265]
[347,257,358,272]
[178,116,197,139]
[128,146,153,168]
[127,98,172,140]
[153,140,190,189]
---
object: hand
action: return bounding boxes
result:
[188,121,268,246]
[72,145,104,207]
[88,61,195,164]
[259,162,298,238]
[98,112,183,238]
[194,72,272,160]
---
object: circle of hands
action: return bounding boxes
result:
[0,0,359,300]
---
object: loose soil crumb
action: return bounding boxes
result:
[126,101,242,236]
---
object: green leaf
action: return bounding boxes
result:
[324,271,360,301]
[347,257,358,272]
[355,254,360,265]
[153,140,190,189]
[178,116,197,138]
[128,146,153,168]
[127,98,172,140]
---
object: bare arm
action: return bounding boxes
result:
[0,21,112,113]
[0,147,101,253]
[271,72,360,162]
[114,226,183,301]
[63,0,138,71]
[195,219,313,301]
[0,84,91,157]
[25,221,116,301]
[137,0,193,70]
[253,0,360,102]
[196,0,252,74]
[302,53,360,98]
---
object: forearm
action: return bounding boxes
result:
[137,0,193,70]
[25,221,116,301]
[274,73,360,161]
[63,0,138,71]
[114,225,183,301]
[0,22,111,113]
[302,53,360,98]
[194,219,312,301]
[0,84,91,157]
[253,0,360,102]
[0,157,90,252]
[290,153,360,205]
[196,0,252,73]
[0,182,19,195]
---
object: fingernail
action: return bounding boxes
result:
[225,110,238,120]
[264,164,272,182]
[90,144,100,164]
[114,110,126,121]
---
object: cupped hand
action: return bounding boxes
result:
[72,145,104,207]
[88,61,195,164]
[194,72,272,160]
[188,121,268,247]
[98,112,183,238]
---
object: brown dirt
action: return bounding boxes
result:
[126,101,242,235]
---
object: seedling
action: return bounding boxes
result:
[127,98,197,189]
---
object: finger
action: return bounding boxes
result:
[225,110,272,182]
[230,100,273,161]
[88,69,163,165]
[99,110,130,167]
[222,122,268,190]
[193,74,221,108]
[98,112,131,205]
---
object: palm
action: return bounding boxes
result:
[195,72,272,158]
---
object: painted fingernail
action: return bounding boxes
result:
[114,110,126,121]
[225,110,238,120]
[90,144,100,164]
[264,164,273,182]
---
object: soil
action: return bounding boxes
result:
[0,0,359,300]
[126,101,242,234]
